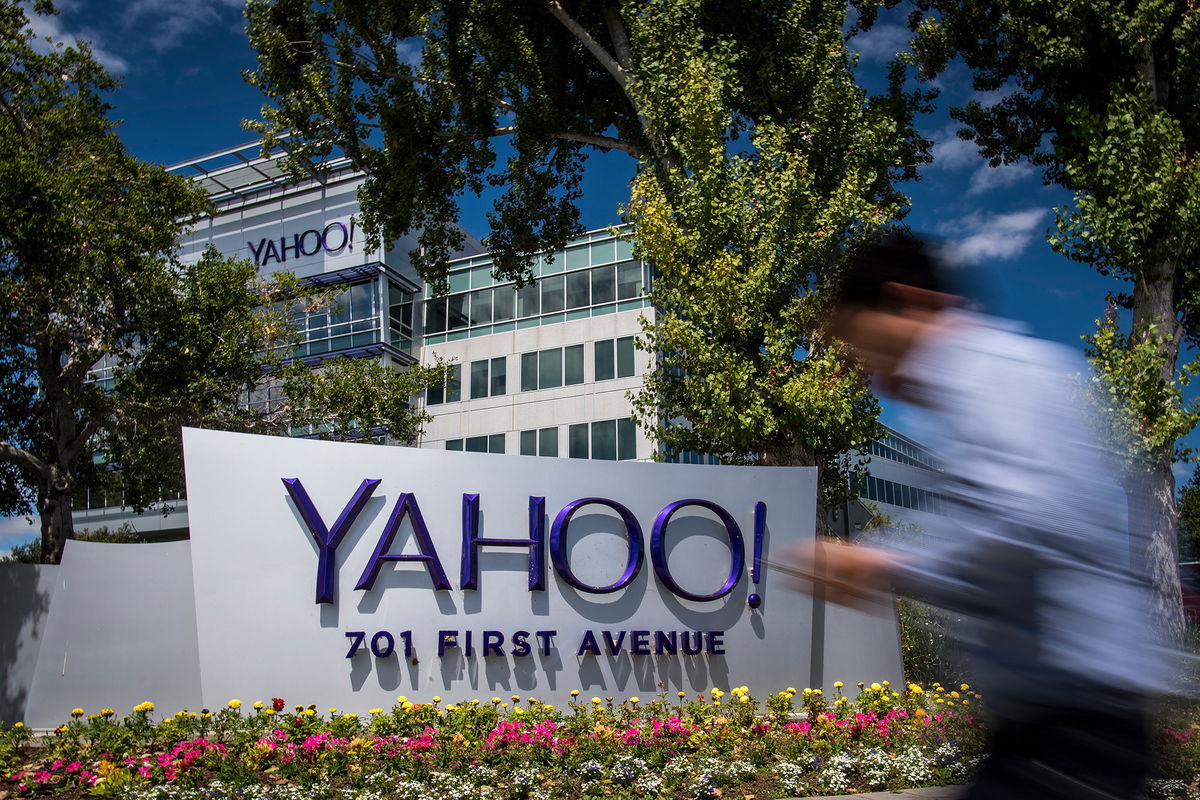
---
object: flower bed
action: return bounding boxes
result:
[0,681,1187,799]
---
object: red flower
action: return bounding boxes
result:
[272,698,286,712]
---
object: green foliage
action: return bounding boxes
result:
[622,0,927,507]
[0,523,142,564]
[1178,469,1200,562]
[1084,306,1200,470]
[244,1,929,290]
[279,356,451,444]
[889,0,1200,636]
[896,598,968,687]
[0,2,444,562]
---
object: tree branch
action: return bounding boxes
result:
[546,2,629,89]
[434,125,644,156]
[0,440,47,480]
[60,418,101,466]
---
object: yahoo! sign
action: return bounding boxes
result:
[282,477,768,607]
[182,428,902,709]
[248,219,355,267]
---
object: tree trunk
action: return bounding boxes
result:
[1129,256,1186,642]
[1126,466,1185,643]
[39,477,76,564]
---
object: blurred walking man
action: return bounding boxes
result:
[785,233,1164,799]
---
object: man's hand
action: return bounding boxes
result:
[774,539,902,608]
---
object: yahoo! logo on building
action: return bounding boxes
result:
[249,220,356,267]
[282,478,769,608]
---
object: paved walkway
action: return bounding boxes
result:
[792,788,966,800]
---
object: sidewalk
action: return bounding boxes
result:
[793,788,966,800]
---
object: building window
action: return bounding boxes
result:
[861,475,947,515]
[426,363,462,405]
[594,336,636,381]
[388,281,415,351]
[520,427,559,457]
[521,346,584,391]
[450,434,505,453]
[292,279,380,357]
[469,357,506,399]
[567,418,636,460]
[568,423,588,459]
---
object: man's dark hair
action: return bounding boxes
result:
[836,232,946,308]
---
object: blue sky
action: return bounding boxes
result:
[0,1,1184,551]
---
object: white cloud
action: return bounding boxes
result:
[966,161,1037,195]
[122,0,247,53]
[22,2,128,72]
[927,124,982,172]
[937,208,1048,265]
[849,23,910,63]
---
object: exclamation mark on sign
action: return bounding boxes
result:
[748,501,765,608]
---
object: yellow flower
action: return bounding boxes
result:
[13,722,23,728]
[71,708,84,718]
[491,697,502,704]
[513,707,525,715]
[882,680,890,687]
[303,709,316,716]
[368,708,383,715]
[543,704,554,711]
[446,704,457,712]
[870,682,882,691]
[162,718,175,725]
[512,694,521,702]
[950,691,960,698]
[264,709,275,716]
[591,697,601,705]
[947,701,955,706]
[402,702,414,711]
[629,697,640,704]
[960,683,970,691]
[833,681,843,689]
[328,708,337,714]
[342,713,357,719]
[678,691,686,698]
[786,686,797,694]
[431,696,441,704]
[253,701,264,710]
[571,690,580,697]
[739,696,750,703]
[501,703,508,709]
[713,700,721,706]
[857,682,865,689]
[228,699,242,710]
[396,696,408,704]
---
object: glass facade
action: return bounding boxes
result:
[861,475,950,515]
[287,276,417,359]
[422,233,651,344]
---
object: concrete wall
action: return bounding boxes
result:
[22,540,201,728]
[0,563,57,724]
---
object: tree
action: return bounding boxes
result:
[894,0,1200,636]
[0,1,447,562]
[245,0,930,518]
[623,0,926,513]
[245,1,924,286]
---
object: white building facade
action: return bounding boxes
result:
[72,142,938,537]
